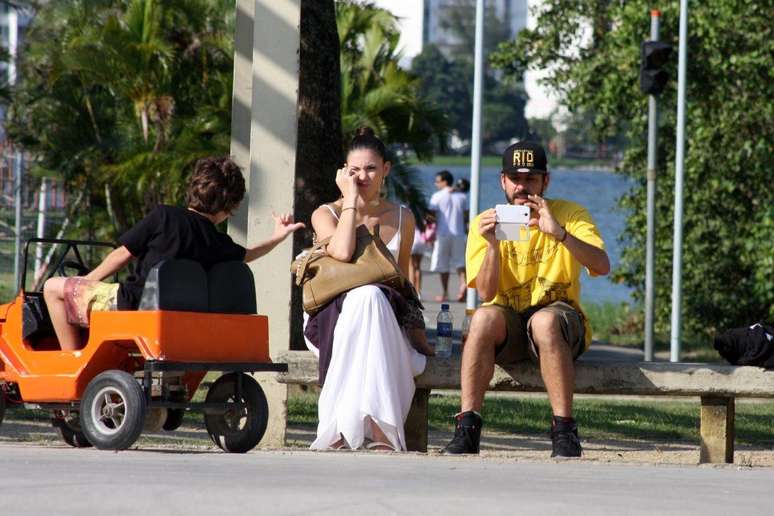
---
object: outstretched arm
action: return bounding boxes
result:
[244,212,305,262]
[85,246,133,281]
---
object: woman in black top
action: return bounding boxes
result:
[43,156,303,351]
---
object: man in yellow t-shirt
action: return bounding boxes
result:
[442,141,610,458]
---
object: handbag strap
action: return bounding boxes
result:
[295,236,331,286]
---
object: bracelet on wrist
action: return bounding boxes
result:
[340,206,357,213]
[558,227,568,243]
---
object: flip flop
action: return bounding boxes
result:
[364,440,396,452]
[434,295,448,302]
[330,436,350,450]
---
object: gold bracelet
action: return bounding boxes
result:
[340,206,357,213]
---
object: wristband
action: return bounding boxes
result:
[558,227,568,243]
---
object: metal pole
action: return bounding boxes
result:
[34,178,48,281]
[670,0,689,362]
[9,6,23,293]
[466,0,484,310]
[644,10,660,362]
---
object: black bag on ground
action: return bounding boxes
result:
[713,323,774,368]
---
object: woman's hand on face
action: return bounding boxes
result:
[335,163,360,205]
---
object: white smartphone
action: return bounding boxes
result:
[495,204,530,241]
[495,204,530,224]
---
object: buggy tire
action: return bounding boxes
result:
[204,373,268,453]
[0,390,5,426]
[80,370,146,450]
[163,408,185,431]
[52,415,92,448]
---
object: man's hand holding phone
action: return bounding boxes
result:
[495,204,530,241]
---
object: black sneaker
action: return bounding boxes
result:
[442,411,482,454]
[551,419,582,458]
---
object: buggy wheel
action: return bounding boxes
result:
[204,373,268,453]
[80,370,146,450]
[163,408,186,431]
[52,413,92,448]
[0,389,5,426]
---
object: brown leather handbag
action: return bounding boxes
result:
[292,224,405,314]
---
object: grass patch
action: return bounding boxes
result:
[581,301,724,362]
[288,392,774,446]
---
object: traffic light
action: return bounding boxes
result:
[639,41,672,95]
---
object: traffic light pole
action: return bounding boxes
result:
[644,10,660,361]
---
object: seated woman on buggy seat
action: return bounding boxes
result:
[304,127,434,452]
[44,156,304,351]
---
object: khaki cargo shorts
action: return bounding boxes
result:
[490,301,585,366]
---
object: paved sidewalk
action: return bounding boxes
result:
[2,443,773,515]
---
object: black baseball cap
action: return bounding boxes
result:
[501,141,548,175]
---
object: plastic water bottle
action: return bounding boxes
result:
[436,304,453,358]
[460,308,474,355]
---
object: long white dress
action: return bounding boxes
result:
[304,205,427,451]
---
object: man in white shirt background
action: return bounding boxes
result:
[429,170,469,302]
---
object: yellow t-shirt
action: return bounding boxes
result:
[466,199,606,349]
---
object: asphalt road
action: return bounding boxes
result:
[1,444,772,515]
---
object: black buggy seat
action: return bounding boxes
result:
[138,259,256,314]
[207,261,256,314]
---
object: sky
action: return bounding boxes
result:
[370,0,558,119]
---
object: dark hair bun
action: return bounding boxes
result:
[348,126,387,160]
[355,126,376,138]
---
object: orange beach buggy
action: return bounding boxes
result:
[0,238,286,452]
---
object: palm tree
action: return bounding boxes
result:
[9,0,236,236]
[336,0,449,221]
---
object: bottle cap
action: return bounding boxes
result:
[465,308,475,315]
[441,303,449,310]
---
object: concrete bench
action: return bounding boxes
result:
[275,350,774,463]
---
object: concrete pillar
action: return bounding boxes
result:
[699,396,735,464]
[229,0,301,448]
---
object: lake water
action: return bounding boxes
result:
[415,165,633,305]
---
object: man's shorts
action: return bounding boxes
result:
[430,235,466,273]
[63,278,119,328]
[490,301,585,366]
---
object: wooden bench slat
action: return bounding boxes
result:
[275,350,774,398]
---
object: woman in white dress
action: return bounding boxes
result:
[305,127,432,451]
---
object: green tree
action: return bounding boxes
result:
[491,0,774,337]
[410,44,472,142]
[412,0,528,151]
[336,0,449,216]
[9,0,235,238]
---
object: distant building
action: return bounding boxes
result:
[422,0,528,57]
[0,3,34,80]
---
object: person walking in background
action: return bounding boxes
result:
[409,215,435,296]
[429,170,468,302]
[454,178,470,195]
